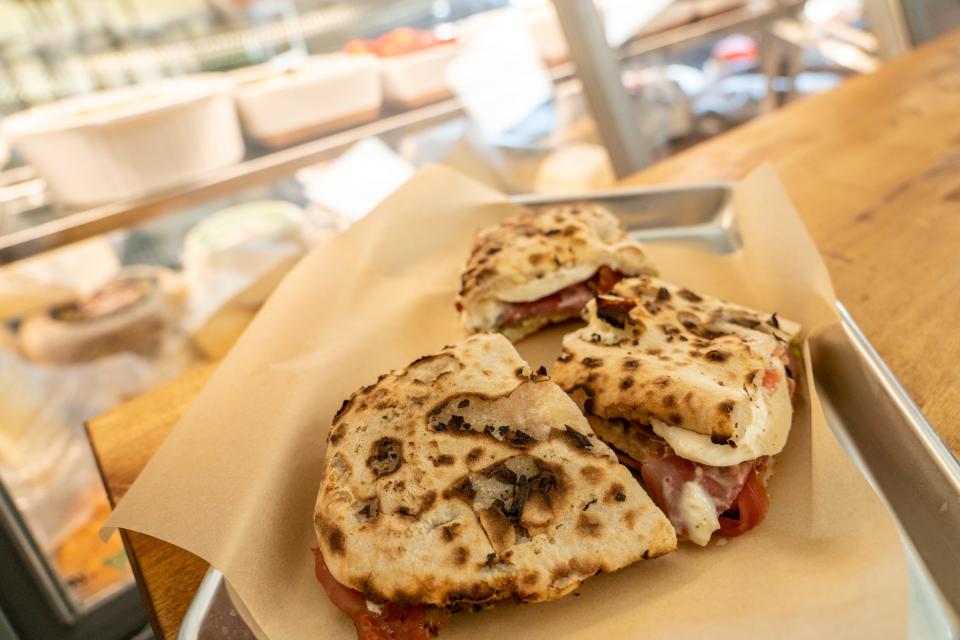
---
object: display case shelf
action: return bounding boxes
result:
[0,0,800,265]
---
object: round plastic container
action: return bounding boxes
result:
[2,75,244,207]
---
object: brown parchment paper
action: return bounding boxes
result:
[105,165,907,639]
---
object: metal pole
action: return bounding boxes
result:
[863,0,911,59]
[551,0,651,178]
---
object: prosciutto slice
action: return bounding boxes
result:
[639,455,770,543]
[314,550,446,639]
[609,421,771,544]
[498,266,625,328]
[499,282,595,326]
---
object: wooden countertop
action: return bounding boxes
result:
[86,29,960,639]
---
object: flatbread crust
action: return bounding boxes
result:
[315,333,675,609]
[552,276,797,445]
[457,204,655,340]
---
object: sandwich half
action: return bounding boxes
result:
[314,333,675,639]
[456,204,655,342]
[552,276,799,546]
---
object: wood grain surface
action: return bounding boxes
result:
[86,364,215,639]
[621,29,960,454]
[86,29,960,639]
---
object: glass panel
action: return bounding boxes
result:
[0,351,135,614]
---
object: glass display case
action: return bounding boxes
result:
[0,1,884,637]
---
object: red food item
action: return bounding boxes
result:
[593,265,624,294]
[638,455,768,543]
[345,28,456,58]
[761,368,781,394]
[343,39,374,55]
[314,550,445,639]
[639,455,696,522]
[375,27,421,57]
[717,467,769,537]
[497,267,626,328]
[772,341,798,398]
[615,451,645,474]
[499,281,595,326]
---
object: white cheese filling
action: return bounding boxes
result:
[679,481,721,546]
[496,265,596,303]
[651,366,791,466]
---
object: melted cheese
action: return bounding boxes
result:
[496,265,596,303]
[679,481,720,546]
[652,364,792,466]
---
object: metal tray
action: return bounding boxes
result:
[178,184,960,639]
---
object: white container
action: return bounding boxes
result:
[233,54,382,148]
[378,44,461,109]
[1,75,244,208]
[460,7,569,67]
[180,200,311,323]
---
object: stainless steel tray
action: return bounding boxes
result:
[178,184,960,639]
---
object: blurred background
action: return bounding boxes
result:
[0,0,956,638]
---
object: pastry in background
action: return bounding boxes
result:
[181,200,317,359]
[18,266,184,365]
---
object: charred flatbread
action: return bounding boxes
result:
[314,333,675,638]
[552,276,800,546]
[456,204,655,342]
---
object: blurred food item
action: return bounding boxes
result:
[343,27,455,58]
[180,200,310,299]
[1,76,243,207]
[534,142,616,193]
[712,33,759,67]
[0,237,121,323]
[55,491,131,604]
[181,201,313,359]
[343,28,460,109]
[18,266,184,365]
[379,45,461,109]
[232,54,382,148]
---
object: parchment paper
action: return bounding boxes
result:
[106,165,907,639]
